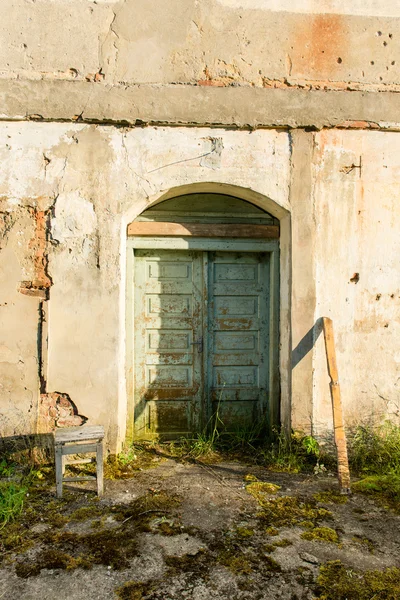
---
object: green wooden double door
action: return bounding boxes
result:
[133,249,274,439]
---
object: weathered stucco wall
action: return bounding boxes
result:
[0,123,292,447]
[1,0,399,89]
[310,130,400,435]
[1,122,399,447]
[1,1,400,132]
[0,1,399,449]
[0,208,39,437]
[290,129,400,438]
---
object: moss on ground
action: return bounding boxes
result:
[61,445,160,482]
[256,495,333,530]
[156,520,180,536]
[273,538,293,547]
[266,526,279,536]
[260,538,293,552]
[301,526,339,544]
[351,535,375,553]
[15,549,92,578]
[115,580,155,600]
[0,489,72,560]
[235,526,254,538]
[298,520,315,529]
[352,474,400,512]
[245,476,281,504]
[316,561,400,600]
[105,448,160,480]
[164,550,209,578]
[313,490,349,504]
[6,490,181,577]
[217,549,253,575]
[262,555,282,572]
[68,505,104,522]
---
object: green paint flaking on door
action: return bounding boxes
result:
[208,252,270,432]
[133,249,274,439]
[134,250,204,438]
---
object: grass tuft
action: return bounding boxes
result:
[350,422,400,475]
[0,482,27,529]
[347,422,400,511]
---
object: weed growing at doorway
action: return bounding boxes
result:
[259,429,323,473]
[105,444,160,479]
[159,425,325,472]
[160,394,225,461]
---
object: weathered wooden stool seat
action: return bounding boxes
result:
[54,425,104,498]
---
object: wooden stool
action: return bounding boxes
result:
[54,425,104,498]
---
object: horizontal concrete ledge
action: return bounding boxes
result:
[1,80,400,130]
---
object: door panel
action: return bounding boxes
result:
[208,252,270,429]
[133,250,203,437]
[133,249,271,438]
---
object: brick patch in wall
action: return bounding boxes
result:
[38,392,87,433]
[18,208,52,298]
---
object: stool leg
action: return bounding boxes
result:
[96,441,104,497]
[55,445,63,498]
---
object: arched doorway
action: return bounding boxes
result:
[126,192,280,440]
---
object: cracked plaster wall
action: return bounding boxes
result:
[310,130,400,435]
[0,123,291,447]
[0,207,39,437]
[0,122,399,448]
[0,0,399,92]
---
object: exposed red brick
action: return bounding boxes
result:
[197,79,226,87]
[18,282,48,298]
[337,120,380,129]
[30,209,52,288]
[18,208,52,297]
[38,392,87,433]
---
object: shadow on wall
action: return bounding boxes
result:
[291,316,324,369]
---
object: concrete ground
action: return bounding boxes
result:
[0,454,399,600]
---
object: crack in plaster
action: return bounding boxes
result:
[120,132,153,199]
[147,137,222,173]
[0,211,16,250]
[99,9,120,80]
